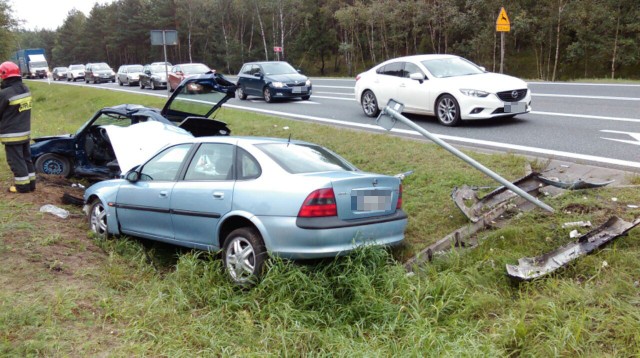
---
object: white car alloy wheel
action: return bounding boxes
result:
[361,90,380,117]
[436,94,461,126]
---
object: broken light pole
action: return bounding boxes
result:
[376,99,554,213]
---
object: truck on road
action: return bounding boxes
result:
[10,48,49,79]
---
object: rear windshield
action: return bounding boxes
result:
[128,65,143,72]
[181,63,210,74]
[256,143,355,174]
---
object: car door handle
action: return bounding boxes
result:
[159,191,168,198]
[213,192,224,199]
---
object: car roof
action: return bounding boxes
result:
[242,61,292,66]
[381,54,459,63]
[191,136,311,146]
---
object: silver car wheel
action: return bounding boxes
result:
[223,227,267,286]
[263,87,273,103]
[436,94,461,126]
[361,90,380,117]
[89,200,108,239]
[226,237,255,281]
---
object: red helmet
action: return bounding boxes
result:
[0,62,21,80]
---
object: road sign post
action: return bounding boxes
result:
[273,46,283,61]
[496,7,510,74]
[151,30,178,96]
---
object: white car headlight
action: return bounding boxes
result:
[305,79,311,86]
[272,81,284,88]
[460,89,490,97]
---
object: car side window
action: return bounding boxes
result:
[251,65,261,76]
[237,148,261,180]
[184,143,235,181]
[381,62,404,77]
[402,63,424,78]
[240,65,252,75]
[139,144,192,182]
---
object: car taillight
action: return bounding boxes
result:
[396,184,403,209]
[298,188,337,217]
[355,74,361,81]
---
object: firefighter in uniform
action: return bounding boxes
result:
[0,61,35,193]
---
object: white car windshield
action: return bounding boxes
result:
[128,65,143,72]
[421,57,484,78]
[261,62,297,75]
[93,63,110,70]
[181,64,210,74]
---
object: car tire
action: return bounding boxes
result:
[263,87,273,103]
[88,198,108,239]
[139,81,145,89]
[118,79,123,86]
[436,94,462,126]
[35,153,72,177]
[222,227,267,286]
[361,90,380,117]
[237,86,247,100]
[301,95,310,100]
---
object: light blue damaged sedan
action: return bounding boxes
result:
[84,136,407,285]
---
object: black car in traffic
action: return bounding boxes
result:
[235,61,311,102]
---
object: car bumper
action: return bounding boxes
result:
[271,86,312,98]
[255,212,407,259]
[459,93,532,120]
[93,76,115,83]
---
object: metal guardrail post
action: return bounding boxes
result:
[377,101,554,213]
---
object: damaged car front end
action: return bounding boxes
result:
[31,73,236,180]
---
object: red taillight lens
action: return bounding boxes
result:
[396,184,403,209]
[298,188,337,217]
[355,74,361,81]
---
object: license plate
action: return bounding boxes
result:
[292,87,306,94]
[504,102,526,113]
[352,190,392,211]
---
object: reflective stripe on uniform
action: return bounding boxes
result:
[8,92,33,112]
[14,176,30,185]
[0,131,30,143]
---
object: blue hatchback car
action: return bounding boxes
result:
[84,136,407,286]
[236,61,312,102]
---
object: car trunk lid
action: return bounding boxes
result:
[161,73,236,137]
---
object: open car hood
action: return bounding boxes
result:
[161,72,236,137]
[104,121,194,174]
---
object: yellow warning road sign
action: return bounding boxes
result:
[496,7,510,32]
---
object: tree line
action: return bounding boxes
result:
[1,0,639,80]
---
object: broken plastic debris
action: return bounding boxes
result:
[506,216,640,281]
[612,197,618,202]
[39,204,69,219]
[569,229,580,238]
[562,221,592,228]
[601,260,608,268]
[283,126,290,130]
[538,175,614,190]
[628,205,639,209]
[71,183,85,189]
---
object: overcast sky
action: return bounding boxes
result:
[10,0,117,31]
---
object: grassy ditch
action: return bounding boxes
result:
[1,81,639,356]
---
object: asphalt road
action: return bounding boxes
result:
[38,76,640,172]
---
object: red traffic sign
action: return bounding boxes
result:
[273,46,283,53]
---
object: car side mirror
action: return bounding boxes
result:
[478,66,486,72]
[409,72,426,83]
[297,69,303,74]
[125,169,140,182]
[254,72,262,78]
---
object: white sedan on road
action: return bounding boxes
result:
[354,54,532,126]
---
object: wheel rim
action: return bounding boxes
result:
[362,92,377,116]
[264,88,271,102]
[237,87,244,98]
[225,236,256,282]
[90,202,107,237]
[437,97,458,124]
[43,158,64,175]
[151,81,155,90]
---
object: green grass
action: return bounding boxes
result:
[1,81,639,356]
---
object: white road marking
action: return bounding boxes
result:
[224,104,640,169]
[600,130,640,146]
[533,93,639,101]
[532,111,640,123]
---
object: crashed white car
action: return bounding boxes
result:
[30,73,237,180]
